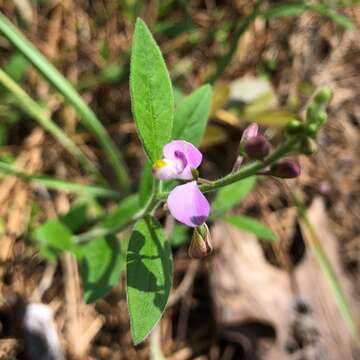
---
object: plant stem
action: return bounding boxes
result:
[160,136,298,199]
[75,137,298,243]
[74,180,161,243]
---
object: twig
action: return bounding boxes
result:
[168,260,200,307]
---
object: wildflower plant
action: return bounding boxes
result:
[124,19,331,344]
[0,15,337,346]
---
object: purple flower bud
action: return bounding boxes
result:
[240,123,258,145]
[167,181,210,227]
[152,140,203,180]
[188,223,212,258]
[270,159,301,178]
[244,134,270,160]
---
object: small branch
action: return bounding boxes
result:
[75,137,300,243]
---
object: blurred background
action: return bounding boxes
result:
[0,1,359,359]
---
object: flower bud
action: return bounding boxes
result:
[306,123,318,138]
[270,159,301,179]
[241,123,258,144]
[314,87,332,105]
[286,120,303,135]
[301,138,318,155]
[188,223,212,259]
[315,111,328,126]
[244,134,271,160]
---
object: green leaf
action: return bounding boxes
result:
[73,193,140,244]
[223,215,277,242]
[35,220,75,261]
[79,235,126,303]
[172,84,212,146]
[101,193,140,229]
[211,176,256,215]
[127,216,172,345]
[261,3,307,18]
[308,4,354,30]
[4,53,28,83]
[261,2,354,30]
[130,18,174,162]
[59,202,89,232]
[139,161,154,207]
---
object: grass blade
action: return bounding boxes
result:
[0,68,99,178]
[294,194,358,337]
[0,12,130,190]
[0,161,120,199]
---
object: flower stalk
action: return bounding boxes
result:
[74,135,299,243]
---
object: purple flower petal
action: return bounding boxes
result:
[163,140,202,169]
[152,159,179,180]
[167,181,210,227]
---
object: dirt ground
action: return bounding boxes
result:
[0,1,359,359]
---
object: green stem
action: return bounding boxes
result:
[0,12,130,191]
[74,179,161,243]
[76,137,298,243]
[159,136,297,200]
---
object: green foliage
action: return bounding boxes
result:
[126,216,172,345]
[172,84,213,146]
[0,69,99,177]
[261,3,307,18]
[4,53,28,83]
[307,4,354,29]
[138,161,154,207]
[130,18,174,162]
[0,160,118,199]
[34,198,134,303]
[261,2,354,30]
[223,215,277,242]
[100,194,140,230]
[35,220,75,262]
[79,235,126,303]
[211,176,256,215]
[0,12,130,189]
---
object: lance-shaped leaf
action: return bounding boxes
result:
[126,216,172,345]
[224,215,277,242]
[130,18,174,162]
[35,220,75,262]
[172,84,212,146]
[211,176,256,215]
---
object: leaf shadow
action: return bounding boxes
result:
[81,235,123,303]
[127,218,172,312]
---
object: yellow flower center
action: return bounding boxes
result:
[153,160,167,170]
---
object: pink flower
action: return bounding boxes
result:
[152,140,202,180]
[167,181,210,227]
[153,140,210,227]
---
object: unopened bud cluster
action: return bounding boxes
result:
[239,123,300,179]
[285,86,332,155]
